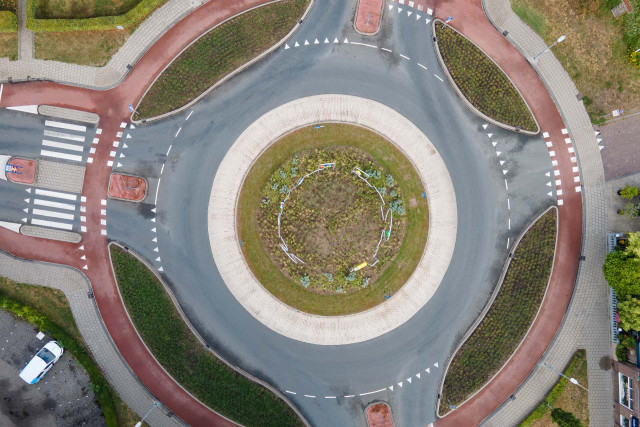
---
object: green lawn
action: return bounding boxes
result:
[0,277,140,426]
[37,0,143,19]
[134,0,308,119]
[0,32,18,59]
[110,245,303,427]
[435,23,538,132]
[238,124,429,315]
[440,208,557,413]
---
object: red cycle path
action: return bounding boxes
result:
[430,1,583,425]
[0,0,275,425]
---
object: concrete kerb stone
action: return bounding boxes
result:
[108,242,311,426]
[19,225,82,243]
[353,0,384,36]
[436,206,559,417]
[431,20,540,136]
[209,94,458,345]
[107,172,148,203]
[0,249,183,427]
[131,0,315,124]
[38,105,100,124]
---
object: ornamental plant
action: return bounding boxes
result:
[618,297,640,331]
[620,185,639,200]
[603,250,640,298]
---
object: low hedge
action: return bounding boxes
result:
[0,11,17,32]
[110,246,303,427]
[440,208,557,413]
[26,0,167,32]
[0,292,118,426]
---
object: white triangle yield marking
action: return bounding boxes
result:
[389,385,394,391]
[285,44,290,49]
[151,218,156,222]
[398,381,403,387]
[344,38,349,44]
[151,227,156,233]
[83,265,88,270]
[26,188,31,194]
[547,181,552,186]
[500,160,505,165]
[426,368,430,373]
[22,218,27,223]
[152,237,157,242]
[492,142,497,147]
[24,198,30,203]
[123,143,128,148]
[324,37,329,43]
[23,208,28,213]
[117,163,123,167]
[153,247,159,252]
[151,208,156,213]
[407,11,412,16]
[81,255,86,260]
[416,373,421,379]
[120,153,125,158]
[425,18,431,24]
[487,133,493,138]
[158,266,164,272]
[496,151,501,156]
[434,362,439,368]
[545,171,551,177]
[547,191,553,196]
[334,37,339,43]
[597,138,602,143]
[503,170,508,175]
[599,145,604,151]
[304,40,309,45]
[483,124,488,129]
[130,124,136,129]
[314,38,319,44]
[595,130,600,135]
[398,7,402,12]
[294,41,300,47]
[126,134,132,139]
[389,4,393,9]
[79,245,84,250]
[407,377,412,383]
[156,257,161,262]
[416,13,421,19]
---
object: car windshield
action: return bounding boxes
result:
[37,348,56,364]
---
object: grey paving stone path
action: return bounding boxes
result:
[20,225,82,243]
[0,251,183,427]
[17,0,34,61]
[482,0,612,425]
[35,161,85,194]
[1,0,200,88]
[38,106,100,124]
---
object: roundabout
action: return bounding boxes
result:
[209,95,457,344]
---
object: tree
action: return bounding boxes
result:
[618,297,640,331]
[550,408,583,427]
[603,250,640,298]
[625,232,640,259]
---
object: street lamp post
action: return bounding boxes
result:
[135,401,159,427]
[532,33,569,61]
[539,361,588,391]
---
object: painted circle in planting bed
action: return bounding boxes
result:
[256,146,409,296]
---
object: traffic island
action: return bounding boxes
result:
[108,173,147,202]
[354,0,383,35]
[366,402,394,427]
[4,157,37,185]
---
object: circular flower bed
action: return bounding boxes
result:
[258,147,407,294]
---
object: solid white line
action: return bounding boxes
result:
[42,139,84,152]
[381,48,392,52]
[31,218,73,230]
[43,130,85,142]
[417,63,428,70]
[359,388,386,396]
[155,178,161,205]
[285,390,297,395]
[0,84,3,104]
[186,110,194,120]
[350,42,377,49]
[434,74,444,82]
[175,127,181,138]
[304,395,316,398]
[35,188,78,201]
[160,163,165,175]
[32,208,74,220]
[45,120,86,133]
[166,145,172,156]
[41,150,83,162]
[507,198,510,210]
[34,199,76,211]
[400,54,410,60]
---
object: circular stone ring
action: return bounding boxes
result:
[208,95,457,345]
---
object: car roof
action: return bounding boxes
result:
[43,341,63,357]
[19,356,47,383]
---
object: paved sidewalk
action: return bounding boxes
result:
[0,250,182,427]
[17,0,34,60]
[479,0,612,425]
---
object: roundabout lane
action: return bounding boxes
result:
[105,2,557,425]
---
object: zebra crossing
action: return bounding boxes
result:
[23,187,83,231]
[39,120,93,163]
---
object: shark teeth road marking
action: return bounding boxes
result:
[285,44,290,49]
[294,41,299,47]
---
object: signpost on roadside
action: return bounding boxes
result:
[128,104,140,116]
[441,16,453,29]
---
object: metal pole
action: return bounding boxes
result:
[540,362,588,391]
[135,402,159,427]
[532,33,568,61]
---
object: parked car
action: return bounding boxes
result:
[19,341,63,384]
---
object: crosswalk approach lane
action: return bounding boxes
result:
[39,119,93,164]
[23,187,83,232]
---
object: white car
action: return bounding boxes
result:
[19,341,63,384]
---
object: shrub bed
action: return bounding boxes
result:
[26,0,167,32]
[440,208,557,413]
[134,0,308,119]
[0,11,17,32]
[435,23,538,132]
[110,245,303,427]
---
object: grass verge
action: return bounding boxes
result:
[440,208,557,413]
[0,32,18,59]
[0,276,140,426]
[37,0,142,19]
[134,0,308,119]
[238,124,429,315]
[519,350,589,427]
[510,0,640,122]
[34,25,137,66]
[110,245,303,427]
[0,10,17,32]
[435,24,537,132]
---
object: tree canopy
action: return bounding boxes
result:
[603,249,640,298]
[617,297,640,331]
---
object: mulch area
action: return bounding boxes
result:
[599,114,640,181]
[6,158,36,184]
[108,173,146,201]
[366,402,394,427]
[355,0,382,34]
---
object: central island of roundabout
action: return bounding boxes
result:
[208,95,458,345]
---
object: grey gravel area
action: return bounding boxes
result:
[0,309,105,427]
[599,114,640,181]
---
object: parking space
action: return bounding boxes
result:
[0,309,105,426]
